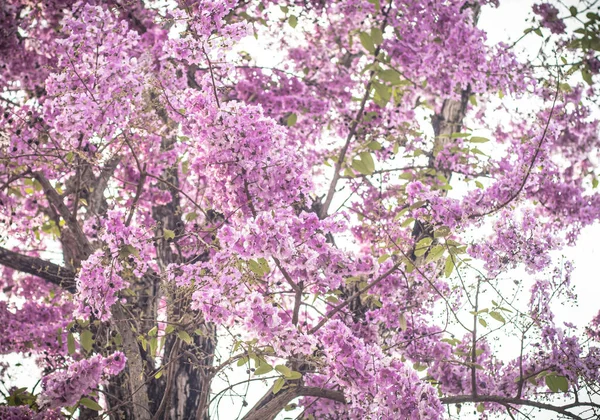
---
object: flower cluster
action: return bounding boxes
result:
[533,3,566,34]
[38,352,126,409]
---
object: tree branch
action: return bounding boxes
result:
[319,4,393,219]
[242,385,345,420]
[33,171,93,256]
[88,155,120,217]
[441,395,584,420]
[308,261,402,334]
[0,246,76,292]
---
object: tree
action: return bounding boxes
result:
[1,0,600,418]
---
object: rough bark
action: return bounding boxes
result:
[146,135,215,420]
[243,386,346,420]
[0,246,77,292]
[111,305,152,420]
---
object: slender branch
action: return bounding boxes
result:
[202,45,221,109]
[0,170,31,191]
[292,284,303,326]
[88,155,120,217]
[340,165,431,179]
[272,257,301,294]
[470,77,560,219]
[308,261,402,334]
[471,278,480,397]
[33,171,93,255]
[126,166,147,227]
[145,172,207,218]
[319,5,393,219]
[441,395,583,420]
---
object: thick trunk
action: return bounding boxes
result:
[157,325,215,420]
[146,135,215,420]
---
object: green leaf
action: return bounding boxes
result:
[444,256,454,278]
[249,258,270,276]
[545,374,568,393]
[248,259,262,275]
[275,365,292,377]
[326,295,339,303]
[352,152,375,175]
[287,371,302,380]
[477,403,485,413]
[425,245,445,262]
[237,356,249,367]
[287,112,297,126]
[371,27,383,45]
[555,375,568,392]
[185,212,198,222]
[434,226,451,238]
[378,254,390,263]
[352,156,374,176]
[582,69,593,86]
[479,318,487,328]
[570,6,577,16]
[288,15,298,28]
[469,136,489,143]
[148,326,158,337]
[372,81,391,105]
[379,69,401,84]
[367,0,381,12]
[399,171,413,180]
[154,369,163,379]
[258,257,270,274]
[534,28,543,37]
[163,228,176,240]
[67,332,76,355]
[359,32,375,53]
[401,217,414,228]
[254,363,273,375]
[545,374,558,392]
[413,362,427,372]
[80,329,93,352]
[273,377,285,394]
[556,375,569,392]
[177,330,192,345]
[367,140,382,150]
[139,335,147,351]
[559,83,572,92]
[450,132,471,138]
[79,397,102,411]
[469,95,477,106]
[399,313,407,331]
[149,337,158,358]
[359,152,375,173]
[489,311,506,323]
[415,237,432,250]
[119,244,140,259]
